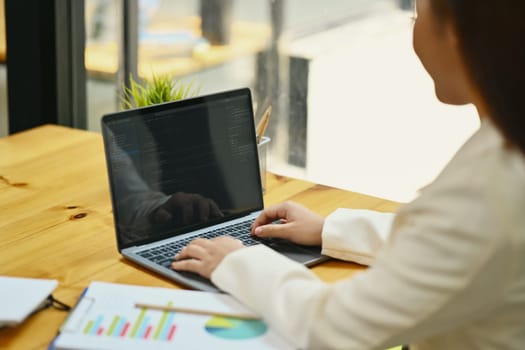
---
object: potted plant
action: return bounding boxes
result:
[121,74,200,109]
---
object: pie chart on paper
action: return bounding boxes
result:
[205,316,268,340]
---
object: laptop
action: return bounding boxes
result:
[101,88,328,292]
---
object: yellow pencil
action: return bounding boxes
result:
[134,302,261,320]
[256,105,272,144]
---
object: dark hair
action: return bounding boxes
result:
[431,0,525,155]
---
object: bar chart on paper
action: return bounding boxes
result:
[53,282,294,350]
[81,302,178,341]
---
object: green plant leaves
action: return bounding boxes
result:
[121,73,200,109]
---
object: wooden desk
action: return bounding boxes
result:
[0,125,399,349]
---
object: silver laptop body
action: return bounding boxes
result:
[101,88,328,292]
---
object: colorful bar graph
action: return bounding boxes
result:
[91,315,104,336]
[154,302,173,340]
[83,320,94,335]
[113,318,126,337]
[106,315,120,336]
[136,316,150,338]
[167,325,177,341]
[144,325,153,339]
[81,302,178,342]
[120,322,131,337]
[159,312,176,340]
[130,308,147,338]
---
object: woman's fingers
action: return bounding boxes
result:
[171,258,202,272]
[172,237,245,279]
[251,203,290,232]
[174,238,210,260]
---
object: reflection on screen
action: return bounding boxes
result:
[103,92,262,247]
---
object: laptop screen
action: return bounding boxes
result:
[101,88,264,249]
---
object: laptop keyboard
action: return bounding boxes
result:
[136,220,267,268]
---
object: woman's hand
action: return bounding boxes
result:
[251,201,325,246]
[171,237,245,278]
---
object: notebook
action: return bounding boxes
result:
[0,276,57,327]
[101,88,328,292]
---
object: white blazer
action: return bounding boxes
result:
[212,119,525,350]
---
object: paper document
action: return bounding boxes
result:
[0,276,58,327]
[52,281,295,350]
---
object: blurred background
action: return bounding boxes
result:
[0,0,478,203]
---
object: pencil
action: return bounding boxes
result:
[134,302,261,320]
[256,105,272,144]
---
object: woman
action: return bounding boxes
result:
[172,0,525,348]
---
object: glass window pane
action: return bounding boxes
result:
[84,0,477,202]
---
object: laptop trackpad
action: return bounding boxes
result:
[267,242,324,265]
